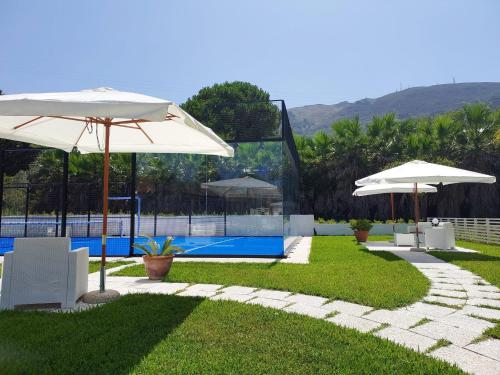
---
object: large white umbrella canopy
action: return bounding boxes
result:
[0,88,234,294]
[355,160,495,250]
[201,176,280,198]
[355,160,495,186]
[352,183,437,196]
[0,88,234,156]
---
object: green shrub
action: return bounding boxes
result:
[349,219,373,232]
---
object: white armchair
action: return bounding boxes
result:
[0,237,88,310]
[424,222,456,250]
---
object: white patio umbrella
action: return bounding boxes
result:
[201,176,279,198]
[353,183,437,233]
[355,160,496,249]
[0,88,234,296]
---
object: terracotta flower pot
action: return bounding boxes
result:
[354,230,369,242]
[143,255,174,280]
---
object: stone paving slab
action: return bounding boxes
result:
[431,345,500,375]
[468,291,500,300]
[139,283,189,295]
[185,284,223,292]
[321,301,373,317]
[363,309,424,329]
[411,321,480,347]
[463,284,500,293]
[219,286,257,295]
[405,302,457,318]
[468,298,500,309]
[250,289,292,300]
[429,289,468,299]
[435,313,495,334]
[326,313,381,333]
[431,282,465,291]
[375,326,437,352]
[283,303,330,319]
[462,305,500,321]
[429,278,462,285]
[424,295,466,307]
[284,294,329,307]
[176,289,217,298]
[465,339,500,362]
[246,297,289,309]
[210,293,255,303]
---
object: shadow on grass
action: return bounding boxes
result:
[0,294,201,375]
[429,251,500,263]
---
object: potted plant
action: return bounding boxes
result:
[133,235,184,280]
[349,219,373,242]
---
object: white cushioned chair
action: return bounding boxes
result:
[0,237,88,310]
[424,222,456,250]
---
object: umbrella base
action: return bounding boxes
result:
[410,247,426,252]
[82,289,121,304]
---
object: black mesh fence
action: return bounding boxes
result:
[0,100,300,257]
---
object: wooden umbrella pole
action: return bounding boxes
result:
[100,119,111,292]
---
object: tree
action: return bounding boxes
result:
[181,81,281,140]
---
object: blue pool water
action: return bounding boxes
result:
[0,236,285,257]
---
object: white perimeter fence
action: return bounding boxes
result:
[428,218,500,245]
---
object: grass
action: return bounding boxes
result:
[0,294,463,375]
[88,260,134,274]
[112,236,430,309]
[430,240,500,339]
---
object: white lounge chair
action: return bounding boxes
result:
[0,237,88,310]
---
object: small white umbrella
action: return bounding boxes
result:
[0,88,234,294]
[355,160,496,249]
[353,183,437,232]
[201,176,279,198]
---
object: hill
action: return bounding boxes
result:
[288,82,500,135]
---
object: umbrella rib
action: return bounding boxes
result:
[135,122,154,144]
[13,116,44,130]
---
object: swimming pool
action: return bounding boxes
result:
[0,236,285,257]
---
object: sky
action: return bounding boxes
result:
[1,0,500,108]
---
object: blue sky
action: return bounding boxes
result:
[1,0,499,107]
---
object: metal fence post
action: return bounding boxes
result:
[0,150,4,238]
[87,183,92,237]
[129,153,137,257]
[24,184,30,237]
[153,183,158,236]
[61,152,69,237]
[486,218,490,244]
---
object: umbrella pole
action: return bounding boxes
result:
[414,182,421,250]
[100,121,111,292]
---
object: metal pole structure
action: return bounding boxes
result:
[223,195,227,236]
[61,152,69,237]
[24,184,29,237]
[0,150,4,238]
[129,153,137,257]
[153,183,158,236]
[189,198,192,236]
[87,183,91,237]
[100,120,111,292]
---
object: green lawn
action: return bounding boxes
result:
[88,260,134,274]
[0,294,463,375]
[430,240,500,339]
[112,236,429,309]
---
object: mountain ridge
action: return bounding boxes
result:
[288,82,500,135]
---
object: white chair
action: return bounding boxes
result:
[425,222,456,250]
[0,237,88,310]
[394,233,415,246]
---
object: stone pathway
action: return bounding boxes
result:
[81,249,500,374]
